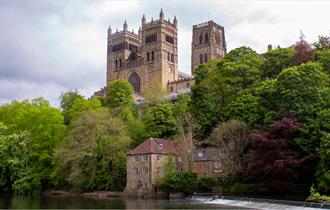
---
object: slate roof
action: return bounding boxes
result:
[192,147,224,161]
[128,138,178,155]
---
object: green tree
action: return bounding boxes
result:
[106,80,134,109]
[0,122,33,193]
[315,49,330,76]
[53,108,131,191]
[224,93,260,124]
[66,97,102,123]
[190,47,262,139]
[60,90,84,125]
[315,132,330,194]
[261,47,294,79]
[274,62,329,120]
[0,98,65,193]
[172,94,191,119]
[143,103,176,139]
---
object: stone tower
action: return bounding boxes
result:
[106,21,141,84]
[106,9,178,94]
[191,21,226,75]
[140,9,178,88]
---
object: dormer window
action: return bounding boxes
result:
[198,151,203,157]
[158,143,163,150]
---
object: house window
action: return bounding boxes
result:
[143,155,148,161]
[199,54,203,64]
[132,167,139,174]
[198,151,203,157]
[119,59,122,68]
[214,169,222,173]
[171,54,174,62]
[214,161,221,169]
[158,143,163,149]
[142,167,149,173]
[204,53,208,62]
[132,156,139,162]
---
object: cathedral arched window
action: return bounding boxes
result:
[115,60,118,68]
[204,53,208,62]
[119,59,122,68]
[129,72,141,94]
[205,33,209,43]
[168,52,170,61]
[147,52,150,62]
[151,51,155,61]
[199,34,203,44]
[200,54,203,64]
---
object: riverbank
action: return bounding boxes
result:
[42,190,122,198]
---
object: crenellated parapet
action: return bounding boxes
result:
[141,8,177,29]
[108,21,140,39]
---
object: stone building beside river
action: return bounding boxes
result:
[124,138,225,196]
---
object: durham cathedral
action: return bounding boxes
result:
[96,9,226,98]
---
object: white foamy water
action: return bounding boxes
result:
[189,195,329,210]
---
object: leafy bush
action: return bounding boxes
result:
[157,172,198,194]
[197,176,219,192]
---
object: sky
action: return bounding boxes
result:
[0,0,329,107]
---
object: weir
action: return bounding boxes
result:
[188,194,330,210]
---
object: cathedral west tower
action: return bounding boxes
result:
[106,9,178,94]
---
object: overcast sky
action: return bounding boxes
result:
[0,0,329,107]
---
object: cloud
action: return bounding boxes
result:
[0,0,329,106]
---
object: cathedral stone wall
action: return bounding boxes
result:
[106,11,226,95]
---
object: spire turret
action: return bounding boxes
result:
[123,20,127,31]
[142,14,146,25]
[160,8,164,20]
[108,25,112,34]
[173,15,177,26]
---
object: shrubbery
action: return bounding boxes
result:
[156,172,198,194]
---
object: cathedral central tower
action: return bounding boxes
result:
[191,21,227,75]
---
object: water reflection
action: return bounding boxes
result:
[0,194,240,209]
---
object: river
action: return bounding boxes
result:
[0,193,329,209]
